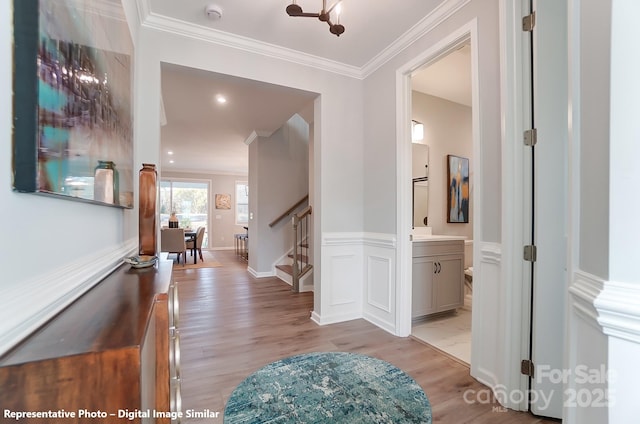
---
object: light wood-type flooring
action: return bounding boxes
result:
[174,250,560,424]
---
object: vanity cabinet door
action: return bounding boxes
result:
[434,254,464,312]
[412,256,437,317]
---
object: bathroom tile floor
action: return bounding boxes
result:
[411,307,472,365]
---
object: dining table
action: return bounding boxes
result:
[184,229,198,264]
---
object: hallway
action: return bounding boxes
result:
[174,250,558,423]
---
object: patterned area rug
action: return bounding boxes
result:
[171,250,223,269]
[224,352,432,423]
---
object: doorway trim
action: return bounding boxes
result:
[498,0,535,411]
[395,19,481,339]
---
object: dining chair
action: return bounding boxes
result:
[186,227,206,262]
[160,228,186,264]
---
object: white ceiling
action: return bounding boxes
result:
[160,64,317,174]
[412,44,472,107]
[144,0,470,174]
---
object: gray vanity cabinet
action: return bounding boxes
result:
[412,239,465,318]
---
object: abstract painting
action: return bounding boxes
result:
[12,0,134,208]
[447,155,469,223]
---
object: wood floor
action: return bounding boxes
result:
[174,250,559,423]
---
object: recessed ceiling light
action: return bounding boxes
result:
[167,151,174,155]
[216,94,227,104]
[169,160,175,164]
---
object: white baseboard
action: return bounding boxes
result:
[248,267,274,278]
[310,310,361,326]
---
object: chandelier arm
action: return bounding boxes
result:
[285,1,344,37]
[325,1,341,15]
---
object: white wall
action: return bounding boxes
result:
[412,91,473,238]
[0,0,140,354]
[360,0,503,401]
[578,0,610,278]
[248,114,309,274]
[363,2,501,243]
[134,25,364,321]
[161,171,248,249]
[565,1,611,422]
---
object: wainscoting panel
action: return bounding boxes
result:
[470,243,502,392]
[329,254,361,307]
[316,233,364,324]
[363,234,397,334]
[366,256,392,313]
[0,239,137,356]
[593,275,640,424]
[566,271,608,424]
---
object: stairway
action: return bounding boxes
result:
[275,245,313,292]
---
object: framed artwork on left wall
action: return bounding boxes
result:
[11,0,134,208]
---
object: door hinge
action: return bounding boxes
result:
[522,12,536,32]
[524,245,537,262]
[521,359,535,377]
[524,128,537,146]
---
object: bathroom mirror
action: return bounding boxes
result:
[413,177,429,227]
[412,143,429,228]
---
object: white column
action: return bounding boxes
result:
[596,1,640,423]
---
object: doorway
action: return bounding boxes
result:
[395,20,481,365]
[408,44,474,364]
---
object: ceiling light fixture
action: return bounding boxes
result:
[216,95,227,104]
[286,0,345,37]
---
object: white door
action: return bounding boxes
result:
[528,0,568,418]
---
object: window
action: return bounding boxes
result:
[160,179,210,247]
[236,181,248,225]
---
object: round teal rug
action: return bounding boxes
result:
[224,352,432,423]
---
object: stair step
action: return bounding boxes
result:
[299,243,309,248]
[275,264,293,276]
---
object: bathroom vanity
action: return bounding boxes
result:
[412,235,465,318]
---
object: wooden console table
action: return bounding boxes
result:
[0,258,178,423]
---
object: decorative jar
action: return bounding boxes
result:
[94,160,119,205]
[139,163,157,255]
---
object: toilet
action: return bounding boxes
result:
[464,240,473,275]
[463,240,473,308]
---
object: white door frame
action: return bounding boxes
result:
[498,0,533,411]
[395,19,481,339]
[396,7,540,412]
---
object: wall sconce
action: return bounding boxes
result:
[412,120,424,142]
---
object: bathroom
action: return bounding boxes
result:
[409,44,474,364]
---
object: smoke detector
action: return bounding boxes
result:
[205,4,222,20]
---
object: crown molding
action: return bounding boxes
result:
[244,130,273,146]
[140,11,362,79]
[361,0,472,78]
[135,0,470,80]
[159,92,167,127]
